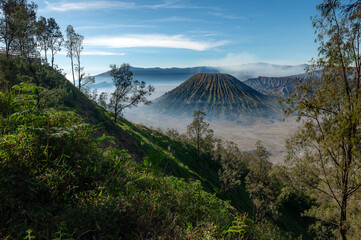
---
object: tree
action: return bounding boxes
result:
[0,0,37,58]
[187,110,214,160]
[65,25,76,85]
[46,18,63,68]
[217,141,246,192]
[65,27,91,90]
[73,31,86,90]
[108,63,154,122]
[245,141,278,220]
[97,91,108,108]
[0,0,16,56]
[36,16,48,63]
[284,1,361,239]
[343,0,361,17]
[10,0,37,58]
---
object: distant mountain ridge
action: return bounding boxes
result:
[96,66,220,78]
[90,63,307,89]
[149,73,280,121]
[243,73,309,97]
[91,66,220,89]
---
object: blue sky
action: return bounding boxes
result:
[33,0,320,77]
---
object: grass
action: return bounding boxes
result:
[0,57,313,239]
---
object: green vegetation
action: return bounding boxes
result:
[283,1,361,239]
[108,63,154,123]
[0,56,306,239]
[187,110,214,161]
[2,0,361,239]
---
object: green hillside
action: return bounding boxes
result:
[0,57,312,239]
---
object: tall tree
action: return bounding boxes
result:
[72,32,91,90]
[97,91,108,108]
[47,18,63,68]
[36,16,48,63]
[187,110,214,160]
[65,25,76,85]
[0,0,16,56]
[11,0,37,58]
[284,1,361,239]
[245,141,278,220]
[108,63,154,122]
[217,141,245,192]
[0,0,37,58]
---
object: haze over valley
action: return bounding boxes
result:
[4,0,361,239]
[89,63,307,99]
[85,63,309,163]
[95,67,307,163]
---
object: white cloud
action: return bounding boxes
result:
[82,51,127,56]
[202,52,260,66]
[41,0,210,12]
[43,1,135,12]
[152,16,194,22]
[84,34,227,51]
[201,53,307,78]
[209,12,248,20]
[59,50,126,56]
[77,24,154,30]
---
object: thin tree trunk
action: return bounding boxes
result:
[114,104,118,123]
[339,194,347,240]
[197,132,200,160]
[51,50,54,68]
[5,40,11,58]
[70,55,75,85]
[77,57,81,90]
[44,47,47,63]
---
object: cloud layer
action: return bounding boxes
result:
[42,0,209,12]
[201,53,307,77]
[43,0,135,12]
[58,50,126,56]
[84,34,227,51]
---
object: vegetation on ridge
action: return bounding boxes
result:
[0,55,311,239]
[1,0,361,239]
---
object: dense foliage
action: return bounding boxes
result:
[283,1,361,239]
[0,57,309,239]
[0,81,235,239]
[0,0,344,238]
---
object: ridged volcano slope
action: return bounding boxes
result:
[151,73,279,120]
[244,74,309,97]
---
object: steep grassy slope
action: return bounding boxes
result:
[61,71,313,238]
[149,73,280,121]
[0,59,313,239]
[61,80,255,212]
[0,60,237,239]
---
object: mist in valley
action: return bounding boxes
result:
[94,72,301,164]
[124,107,299,164]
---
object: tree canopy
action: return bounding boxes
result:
[284,1,361,239]
[108,63,154,122]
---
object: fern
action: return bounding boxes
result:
[52,222,75,240]
[23,229,36,240]
[223,213,248,239]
